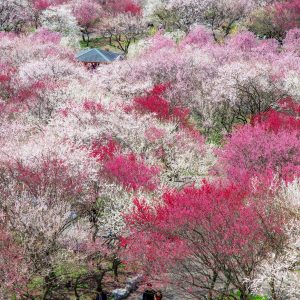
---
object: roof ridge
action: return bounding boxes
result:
[95,48,110,62]
[76,48,93,58]
[76,48,120,63]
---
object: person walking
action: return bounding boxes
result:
[154,290,163,300]
[142,283,156,300]
[95,291,107,300]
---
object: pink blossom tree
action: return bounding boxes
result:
[249,179,300,300]
[248,0,300,41]
[1,6,300,298]
[218,104,300,185]
[99,0,146,53]
[105,0,142,16]
[152,0,263,39]
[72,0,103,46]
[0,0,32,32]
[0,228,28,298]
[273,0,300,33]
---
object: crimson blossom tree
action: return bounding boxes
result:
[132,83,190,124]
[122,180,285,299]
[106,0,142,15]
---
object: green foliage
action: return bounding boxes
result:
[154,7,189,32]
[28,276,44,291]
[190,112,224,145]
[247,8,283,40]
[148,26,158,36]
[80,35,144,55]
[54,262,88,281]
[247,294,268,300]
[226,290,268,300]
[80,37,119,51]
[206,130,224,146]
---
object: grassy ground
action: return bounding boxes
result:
[79,37,121,52]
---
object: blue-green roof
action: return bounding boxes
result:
[76,48,121,63]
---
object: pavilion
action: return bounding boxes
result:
[76,48,122,69]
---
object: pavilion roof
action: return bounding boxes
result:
[76,48,121,63]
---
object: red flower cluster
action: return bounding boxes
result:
[134,84,190,123]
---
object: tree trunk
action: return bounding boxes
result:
[86,33,90,47]
[208,271,218,300]
[95,271,105,300]
[112,257,121,281]
[270,277,278,300]
[239,289,250,300]
[74,276,81,300]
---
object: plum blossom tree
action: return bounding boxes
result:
[105,0,142,15]
[248,0,300,41]
[41,4,80,44]
[152,0,265,39]
[0,227,28,298]
[247,5,283,40]
[29,0,58,28]
[72,0,103,46]
[0,0,71,33]
[217,103,300,185]
[99,0,146,53]
[249,179,300,300]
[283,28,300,54]
[123,180,285,299]
[273,0,300,33]
[1,4,300,297]
[132,83,190,124]
[180,24,214,47]
[0,0,32,32]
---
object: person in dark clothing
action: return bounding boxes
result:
[143,283,156,300]
[95,291,107,300]
[155,290,163,300]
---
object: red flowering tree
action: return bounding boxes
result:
[91,138,160,191]
[133,84,190,124]
[105,0,142,16]
[123,181,285,299]
[103,153,160,191]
